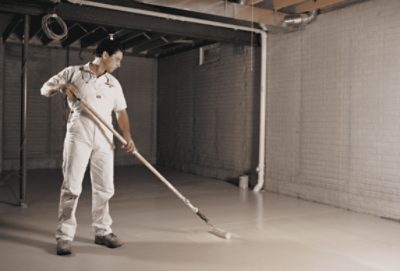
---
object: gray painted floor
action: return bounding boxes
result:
[1,166,400,271]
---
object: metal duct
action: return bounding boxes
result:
[282,10,317,28]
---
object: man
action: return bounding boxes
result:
[41,39,135,256]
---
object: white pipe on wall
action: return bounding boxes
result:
[67,0,268,192]
[253,31,267,192]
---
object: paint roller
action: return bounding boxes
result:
[76,97,232,240]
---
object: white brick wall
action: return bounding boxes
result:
[1,44,157,170]
[267,0,400,219]
[158,44,260,181]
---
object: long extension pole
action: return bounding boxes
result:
[77,98,231,240]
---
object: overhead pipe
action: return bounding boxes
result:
[282,10,318,28]
[66,0,268,192]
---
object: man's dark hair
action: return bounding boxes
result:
[94,39,123,57]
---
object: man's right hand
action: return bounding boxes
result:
[60,83,79,101]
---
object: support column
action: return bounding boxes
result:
[0,41,4,174]
[19,14,29,207]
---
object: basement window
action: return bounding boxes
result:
[199,43,220,66]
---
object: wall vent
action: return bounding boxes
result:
[199,43,220,66]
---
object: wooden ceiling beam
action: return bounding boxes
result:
[122,34,152,50]
[0,13,14,37]
[134,35,185,55]
[132,37,167,55]
[140,0,286,26]
[2,15,22,42]
[247,0,264,5]
[57,2,255,46]
[28,16,42,40]
[234,6,285,26]
[146,35,187,56]
[80,27,109,48]
[61,23,87,47]
[272,0,308,10]
[114,30,144,44]
[295,0,348,13]
[157,40,213,58]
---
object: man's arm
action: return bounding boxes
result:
[41,82,64,97]
[115,109,136,152]
[41,67,79,99]
[41,82,79,100]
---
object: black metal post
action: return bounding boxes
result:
[20,14,29,208]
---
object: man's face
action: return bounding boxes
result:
[103,50,123,73]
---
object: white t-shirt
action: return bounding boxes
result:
[43,63,127,145]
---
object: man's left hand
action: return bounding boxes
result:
[123,138,136,153]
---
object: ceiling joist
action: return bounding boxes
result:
[234,6,285,26]
[80,27,109,48]
[248,0,265,5]
[114,30,144,44]
[0,13,15,38]
[158,39,212,58]
[28,16,42,40]
[140,0,286,26]
[39,30,52,46]
[56,2,255,46]
[122,34,152,50]
[0,0,368,58]
[61,23,87,47]
[295,0,348,13]
[2,15,22,42]
[135,35,186,55]
[272,0,307,10]
[132,37,167,55]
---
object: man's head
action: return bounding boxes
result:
[94,39,123,73]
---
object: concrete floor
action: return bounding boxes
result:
[1,166,400,271]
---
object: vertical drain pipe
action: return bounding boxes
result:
[66,0,269,192]
[20,14,29,208]
[253,31,266,192]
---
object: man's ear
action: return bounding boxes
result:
[102,51,110,59]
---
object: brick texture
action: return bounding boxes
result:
[1,44,156,170]
[267,0,400,219]
[158,44,260,181]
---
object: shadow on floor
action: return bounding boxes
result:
[0,219,94,255]
[0,232,55,255]
[76,240,251,263]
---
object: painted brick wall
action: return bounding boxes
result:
[1,44,157,170]
[0,42,3,173]
[116,54,158,164]
[267,0,400,219]
[158,44,260,181]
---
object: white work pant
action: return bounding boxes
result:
[56,132,114,241]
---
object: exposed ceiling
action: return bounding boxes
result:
[0,0,368,58]
[138,0,368,27]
